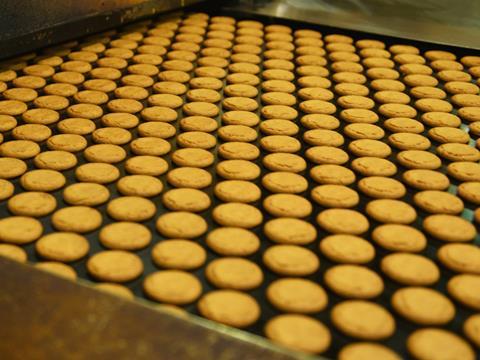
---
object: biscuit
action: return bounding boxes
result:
[317,209,369,235]
[87,250,143,282]
[311,185,359,208]
[464,314,480,348]
[366,199,417,224]
[266,278,327,314]
[334,83,369,96]
[172,148,214,168]
[35,232,89,262]
[0,216,43,244]
[3,88,38,102]
[428,127,470,144]
[197,290,260,328]
[370,79,405,91]
[47,134,87,152]
[447,274,480,310]
[206,257,263,290]
[261,79,295,93]
[0,157,27,179]
[153,81,187,95]
[218,125,258,142]
[58,118,96,135]
[324,265,384,299]
[338,343,401,360]
[125,156,168,176]
[303,129,344,146]
[13,124,52,142]
[397,150,442,169]
[297,88,333,102]
[372,224,426,252]
[392,287,455,325]
[264,218,317,245]
[457,182,480,204]
[107,196,156,222]
[388,133,431,150]
[407,328,474,360]
[35,262,77,280]
[180,116,218,132]
[213,203,263,228]
[319,234,375,264]
[130,137,171,156]
[163,188,210,212]
[381,253,440,285]
[218,142,260,160]
[261,92,296,106]
[410,86,446,99]
[0,179,14,201]
[0,115,17,132]
[0,100,28,116]
[423,214,476,242]
[141,106,178,122]
[99,222,151,250]
[263,153,306,173]
[343,123,384,140]
[310,164,356,185]
[444,81,479,95]
[75,163,120,184]
[260,135,301,153]
[216,160,260,180]
[177,131,216,149]
[263,244,319,276]
[437,243,480,274]
[261,105,298,120]
[8,191,57,217]
[83,79,116,93]
[20,169,66,192]
[340,109,378,124]
[206,227,260,256]
[94,283,134,300]
[222,110,259,126]
[0,244,28,263]
[414,190,464,214]
[447,162,480,181]
[384,117,424,134]
[186,88,221,103]
[152,240,206,270]
[348,139,392,158]
[262,172,308,194]
[156,211,207,238]
[189,76,223,90]
[263,193,312,218]
[331,300,395,340]
[306,146,349,165]
[84,144,127,163]
[224,84,258,98]
[421,112,461,127]
[67,103,103,119]
[265,315,331,354]
[148,94,183,109]
[214,180,261,203]
[0,140,40,159]
[402,169,450,190]
[167,167,212,189]
[437,143,480,162]
[358,176,406,199]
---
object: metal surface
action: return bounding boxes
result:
[0,257,303,360]
[0,0,204,61]
[223,0,480,49]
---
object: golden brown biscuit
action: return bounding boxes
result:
[265,315,331,354]
[319,234,375,264]
[381,253,440,285]
[206,227,260,256]
[151,240,206,270]
[310,164,356,185]
[366,199,417,224]
[36,232,89,262]
[197,290,260,328]
[338,343,401,360]
[205,257,263,290]
[407,328,474,360]
[331,300,395,340]
[317,209,369,235]
[437,243,480,274]
[8,191,57,217]
[263,244,319,276]
[372,224,426,252]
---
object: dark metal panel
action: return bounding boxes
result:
[0,0,203,60]
[222,0,480,49]
[0,257,305,360]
